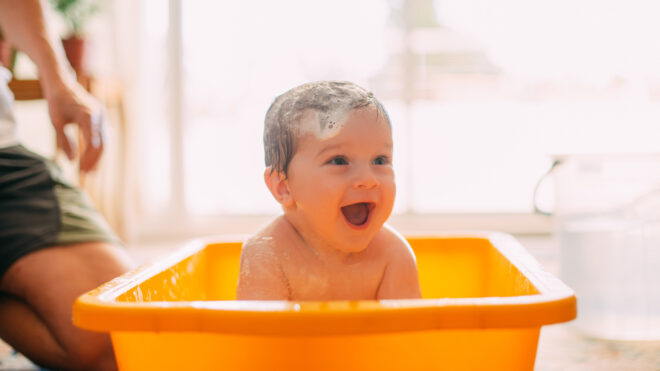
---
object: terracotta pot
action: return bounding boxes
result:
[62,35,87,74]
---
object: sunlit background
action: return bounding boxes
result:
[13,0,660,241]
[5,1,660,362]
[5,3,660,367]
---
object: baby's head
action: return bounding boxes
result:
[264,81,390,176]
[263,81,396,253]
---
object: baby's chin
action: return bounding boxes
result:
[333,226,383,254]
[333,241,371,254]
[284,212,382,254]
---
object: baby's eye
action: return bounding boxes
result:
[373,156,391,165]
[329,156,348,165]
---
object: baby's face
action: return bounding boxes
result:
[285,107,395,253]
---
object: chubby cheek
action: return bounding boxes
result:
[294,178,342,217]
[380,176,396,217]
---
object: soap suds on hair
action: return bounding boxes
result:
[264,81,391,175]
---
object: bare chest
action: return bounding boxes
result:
[281,258,385,301]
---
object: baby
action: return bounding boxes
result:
[236,81,421,301]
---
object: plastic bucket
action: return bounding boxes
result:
[74,234,575,370]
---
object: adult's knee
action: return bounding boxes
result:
[64,334,117,371]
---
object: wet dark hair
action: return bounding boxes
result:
[263,81,390,176]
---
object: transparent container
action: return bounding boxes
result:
[536,153,660,339]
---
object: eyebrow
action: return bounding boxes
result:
[316,142,393,159]
[317,144,343,159]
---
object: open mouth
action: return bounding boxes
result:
[341,202,375,227]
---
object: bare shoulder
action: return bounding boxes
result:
[375,224,422,299]
[241,216,293,257]
[240,233,276,267]
[372,224,416,263]
[236,217,291,300]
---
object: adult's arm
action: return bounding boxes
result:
[0,0,106,172]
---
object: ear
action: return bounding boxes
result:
[264,167,294,207]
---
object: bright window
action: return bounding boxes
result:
[137,0,660,230]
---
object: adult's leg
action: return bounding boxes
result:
[0,241,134,371]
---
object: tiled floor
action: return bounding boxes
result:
[2,235,660,370]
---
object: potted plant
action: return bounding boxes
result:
[49,0,101,74]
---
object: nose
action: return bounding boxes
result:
[353,165,379,190]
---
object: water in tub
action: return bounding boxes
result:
[559,210,660,340]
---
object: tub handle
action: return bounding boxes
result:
[533,159,561,216]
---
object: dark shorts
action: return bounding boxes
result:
[0,145,121,280]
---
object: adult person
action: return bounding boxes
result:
[0,0,134,369]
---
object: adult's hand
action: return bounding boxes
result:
[46,81,107,173]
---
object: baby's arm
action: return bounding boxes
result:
[236,238,290,300]
[376,228,422,300]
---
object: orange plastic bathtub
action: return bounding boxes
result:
[74,233,576,370]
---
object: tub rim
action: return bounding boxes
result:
[73,232,577,336]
